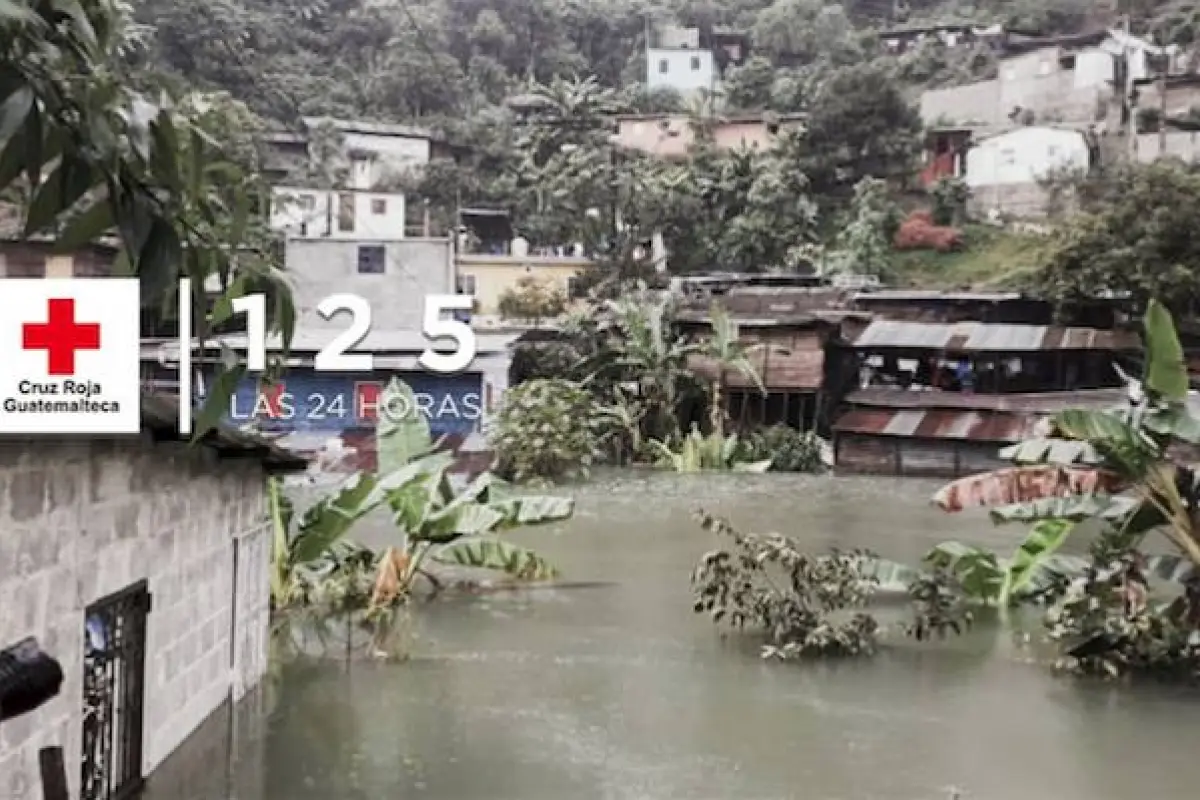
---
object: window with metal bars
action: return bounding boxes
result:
[81,580,152,800]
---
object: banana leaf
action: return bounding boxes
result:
[1142,299,1189,403]
[432,537,559,581]
[987,494,1137,525]
[1000,438,1101,465]
[376,377,435,475]
[932,465,1125,512]
[291,472,380,564]
[1000,518,1075,605]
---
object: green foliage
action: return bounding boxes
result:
[491,378,598,482]
[925,301,1200,676]
[930,176,970,226]
[1,0,294,440]
[649,425,771,473]
[735,425,828,473]
[822,176,901,276]
[497,275,568,324]
[1036,162,1200,315]
[270,378,575,623]
[691,511,881,659]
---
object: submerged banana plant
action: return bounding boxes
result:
[268,378,576,618]
[649,424,771,473]
[930,300,1200,606]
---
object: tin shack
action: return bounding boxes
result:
[676,287,867,432]
[831,319,1141,477]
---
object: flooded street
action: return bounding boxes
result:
[149,472,1200,800]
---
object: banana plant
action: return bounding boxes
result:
[930,299,1200,604]
[365,378,575,609]
[649,424,772,473]
[269,378,575,613]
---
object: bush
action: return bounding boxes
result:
[508,341,582,385]
[930,176,970,225]
[894,210,963,252]
[736,425,827,473]
[490,379,598,482]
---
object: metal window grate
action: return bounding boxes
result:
[81,580,152,800]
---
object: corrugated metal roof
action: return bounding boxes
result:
[853,290,1025,303]
[853,321,1139,352]
[845,387,1127,413]
[833,407,1042,442]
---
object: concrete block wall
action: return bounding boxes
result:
[285,237,454,339]
[0,435,271,800]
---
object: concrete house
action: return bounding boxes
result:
[265,117,450,240]
[964,126,1095,217]
[645,23,749,97]
[920,29,1179,130]
[0,393,304,800]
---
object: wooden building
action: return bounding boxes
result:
[831,318,1142,477]
[676,287,867,432]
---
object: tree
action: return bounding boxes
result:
[723,56,775,110]
[1,0,293,438]
[1036,161,1200,317]
[497,275,568,325]
[785,62,921,201]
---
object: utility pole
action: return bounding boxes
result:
[1158,29,1169,157]
[1121,14,1138,163]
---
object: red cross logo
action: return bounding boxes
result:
[22,298,102,376]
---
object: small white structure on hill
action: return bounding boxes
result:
[964,126,1092,218]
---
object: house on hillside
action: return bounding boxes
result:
[264,117,454,240]
[0,394,305,799]
[645,22,749,97]
[963,126,1097,217]
[830,319,1141,476]
[920,29,1181,131]
[614,112,804,159]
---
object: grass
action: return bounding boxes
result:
[886,224,1049,291]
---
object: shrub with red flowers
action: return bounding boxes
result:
[894,210,963,253]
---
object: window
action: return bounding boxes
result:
[1047,144,1059,159]
[567,276,585,299]
[357,245,385,274]
[371,198,387,215]
[299,194,316,211]
[658,59,669,74]
[337,192,355,232]
[690,55,701,71]
[456,274,476,295]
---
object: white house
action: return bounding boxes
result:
[964,126,1092,217]
[270,187,408,240]
[647,47,719,95]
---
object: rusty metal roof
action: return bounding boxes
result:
[853,320,1139,352]
[845,387,1127,413]
[832,407,1043,442]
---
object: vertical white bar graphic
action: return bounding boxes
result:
[178,277,193,436]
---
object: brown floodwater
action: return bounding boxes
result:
[146,471,1200,800]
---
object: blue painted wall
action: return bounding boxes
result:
[213,369,483,437]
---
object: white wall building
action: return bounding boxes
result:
[270,187,408,240]
[646,47,718,95]
[965,126,1092,218]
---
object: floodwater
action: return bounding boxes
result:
[146,472,1200,800]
